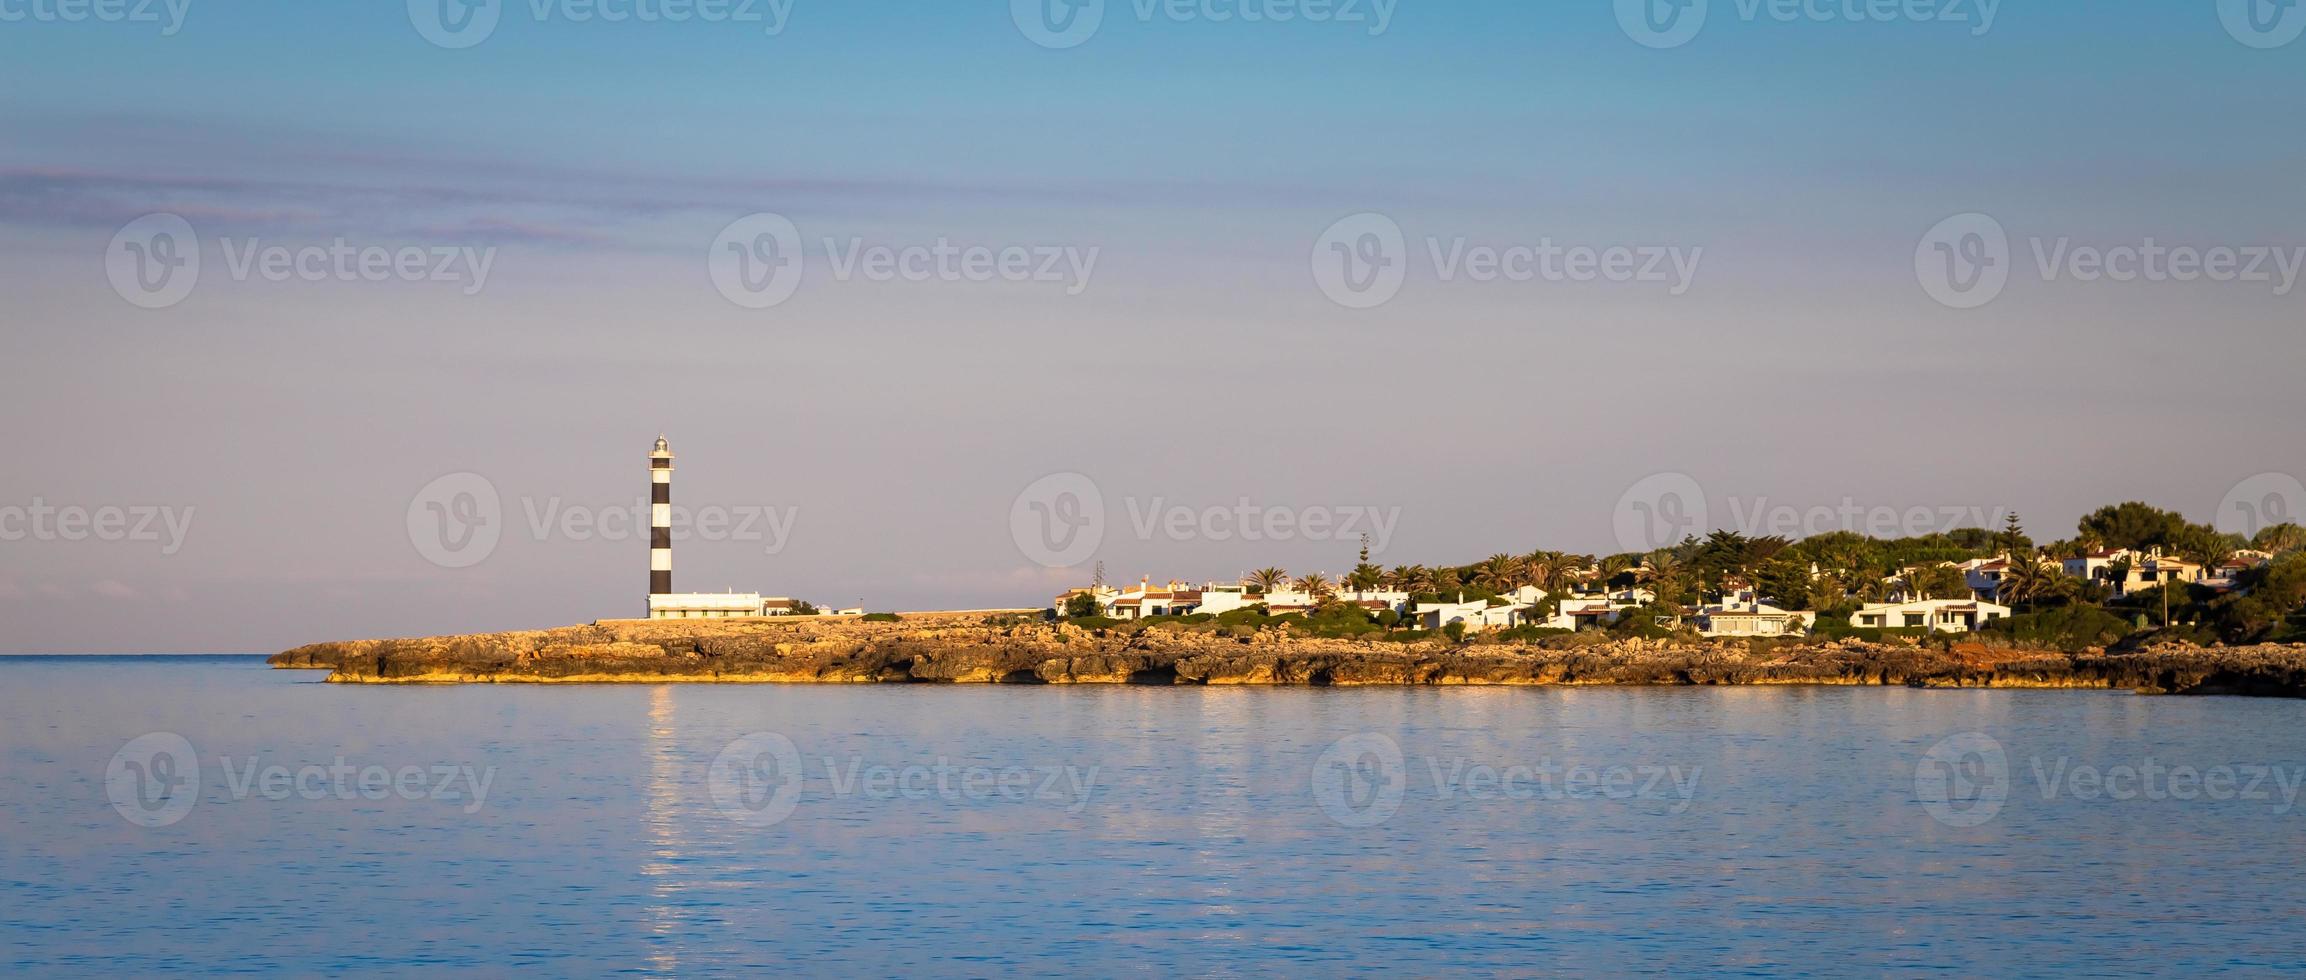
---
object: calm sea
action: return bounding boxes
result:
[4,655,2303,976]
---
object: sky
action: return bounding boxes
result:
[2,0,2303,652]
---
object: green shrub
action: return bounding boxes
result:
[1258,604,1384,640]
[1215,607,1271,628]
[1978,606,2139,652]
[860,612,902,623]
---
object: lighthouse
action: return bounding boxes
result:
[639,436,807,620]
[648,435,674,604]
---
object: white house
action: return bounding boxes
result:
[1413,596,1534,633]
[1191,584,1263,616]
[2060,549,2209,599]
[1695,588,1815,637]
[1850,598,2012,633]
[2062,548,2133,582]
[1539,597,1625,632]
[2111,554,2206,598]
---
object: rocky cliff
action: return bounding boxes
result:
[267,613,2306,696]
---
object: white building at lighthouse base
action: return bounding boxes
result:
[647,593,808,619]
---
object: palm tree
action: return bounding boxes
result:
[1246,567,1288,595]
[1857,575,1892,604]
[1475,554,1523,592]
[1295,573,1334,601]
[2253,523,2306,555]
[1521,550,1576,595]
[1598,554,1640,588]
[2001,555,2061,612]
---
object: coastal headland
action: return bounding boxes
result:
[269,612,2306,696]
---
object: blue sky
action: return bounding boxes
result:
[3,1,2303,650]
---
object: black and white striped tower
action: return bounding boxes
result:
[648,435,674,606]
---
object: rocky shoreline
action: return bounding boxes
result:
[266,613,2306,697]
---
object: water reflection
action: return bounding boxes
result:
[4,660,2304,974]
